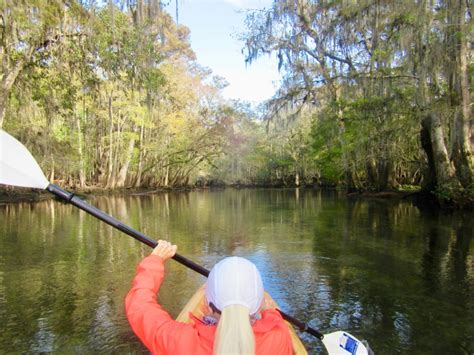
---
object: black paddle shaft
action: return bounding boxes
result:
[46,183,323,340]
[46,184,209,276]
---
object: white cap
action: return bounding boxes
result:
[205,257,264,315]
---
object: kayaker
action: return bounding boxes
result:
[125,240,294,354]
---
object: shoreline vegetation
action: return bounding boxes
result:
[1,2,472,210]
[2,184,471,210]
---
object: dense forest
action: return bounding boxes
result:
[1,1,472,205]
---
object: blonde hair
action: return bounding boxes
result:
[214,304,255,355]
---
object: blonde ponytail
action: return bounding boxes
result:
[214,305,255,355]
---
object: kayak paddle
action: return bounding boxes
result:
[0,129,370,355]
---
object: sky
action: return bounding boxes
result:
[167,0,282,104]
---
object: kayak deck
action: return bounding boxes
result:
[176,285,308,355]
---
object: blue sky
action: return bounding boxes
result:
[167,0,282,104]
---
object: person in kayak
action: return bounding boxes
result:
[125,240,293,355]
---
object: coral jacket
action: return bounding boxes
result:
[125,255,294,355]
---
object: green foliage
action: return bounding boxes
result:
[241,0,473,194]
[1,1,234,188]
[3,0,472,194]
[207,105,320,186]
[307,90,420,189]
[432,184,474,207]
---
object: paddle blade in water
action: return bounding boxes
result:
[322,331,369,355]
[0,130,49,189]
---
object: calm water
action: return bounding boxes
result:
[0,189,472,354]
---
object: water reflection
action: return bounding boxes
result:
[0,189,472,354]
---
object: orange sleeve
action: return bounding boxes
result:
[125,255,198,354]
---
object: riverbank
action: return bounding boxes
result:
[1,185,472,210]
[347,189,474,210]
[0,186,193,204]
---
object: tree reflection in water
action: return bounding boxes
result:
[0,189,472,354]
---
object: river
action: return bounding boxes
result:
[0,189,472,354]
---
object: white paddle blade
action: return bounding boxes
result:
[0,130,49,189]
[322,331,369,355]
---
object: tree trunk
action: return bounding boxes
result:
[366,157,377,189]
[76,115,86,188]
[50,155,55,182]
[164,134,171,187]
[421,114,457,188]
[335,94,355,191]
[0,58,28,129]
[376,159,390,191]
[164,164,170,187]
[420,120,436,191]
[106,93,116,188]
[134,123,145,187]
[386,160,398,190]
[0,94,7,130]
[415,2,458,192]
[116,138,135,188]
[449,0,473,187]
[366,157,395,191]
